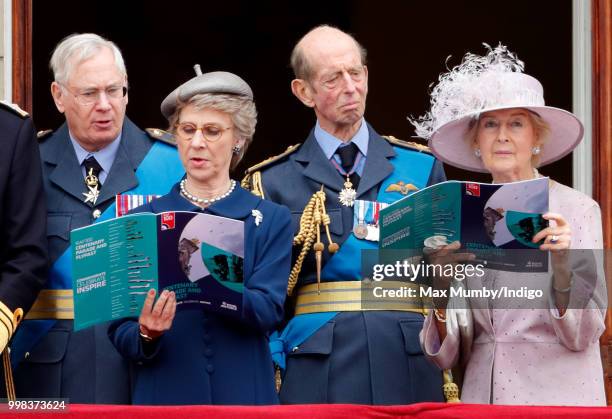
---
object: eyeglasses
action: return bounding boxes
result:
[175,123,232,143]
[61,83,127,106]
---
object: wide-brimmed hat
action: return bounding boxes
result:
[161,65,253,119]
[410,44,583,173]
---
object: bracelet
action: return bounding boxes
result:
[433,308,447,323]
[552,274,573,293]
[139,325,154,343]
[552,284,572,293]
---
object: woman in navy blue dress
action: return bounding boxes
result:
[108,68,292,405]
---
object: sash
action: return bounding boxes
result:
[11,141,184,368]
[270,146,434,371]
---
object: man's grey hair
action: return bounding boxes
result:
[50,33,127,85]
[290,24,367,81]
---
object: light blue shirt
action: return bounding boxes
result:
[70,132,122,184]
[314,118,368,175]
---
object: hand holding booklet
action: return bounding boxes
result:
[379,177,550,272]
[71,211,244,330]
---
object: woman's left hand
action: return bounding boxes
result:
[138,289,176,341]
[532,212,571,252]
[533,213,572,308]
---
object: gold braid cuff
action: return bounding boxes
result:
[0,301,22,343]
[0,301,23,402]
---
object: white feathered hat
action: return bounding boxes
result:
[411,44,583,173]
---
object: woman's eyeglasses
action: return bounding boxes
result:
[175,123,232,142]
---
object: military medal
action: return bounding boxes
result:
[353,200,368,239]
[331,151,362,208]
[82,168,100,205]
[353,223,368,239]
[365,202,388,242]
[353,200,389,241]
[115,194,160,217]
[339,176,357,207]
[352,201,390,242]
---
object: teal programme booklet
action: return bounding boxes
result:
[71,211,244,330]
[379,177,549,272]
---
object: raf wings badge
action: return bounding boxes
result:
[385,181,419,195]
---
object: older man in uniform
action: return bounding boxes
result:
[11,33,183,403]
[243,25,446,404]
[0,102,48,398]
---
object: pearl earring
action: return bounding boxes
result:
[232,145,241,155]
[474,148,481,158]
[531,146,541,155]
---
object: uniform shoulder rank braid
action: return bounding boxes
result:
[241,143,301,198]
[383,135,433,155]
[145,128,177,147]
[0,100,29,118]
[37,129,54,142]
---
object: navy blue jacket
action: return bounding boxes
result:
[259,124,447,404]
[13,118,156,403]
[0,107,47,315]
[109,183,292,405]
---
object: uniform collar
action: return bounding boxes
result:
[314,118,369,159]
[69,130,122,175]
[43,117,147,168]
[293,122,396,196]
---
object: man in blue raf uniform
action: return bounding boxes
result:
[10,34,183,403]
[0,102,48,398]
[243,25,446,404]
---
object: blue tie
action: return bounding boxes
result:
[337,143,360,188]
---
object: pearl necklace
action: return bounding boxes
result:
[180,179,236,205]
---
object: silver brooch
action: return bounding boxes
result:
[252,209,263,226]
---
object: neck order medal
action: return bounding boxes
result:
[339,176,357,207]
[83,168,100,205]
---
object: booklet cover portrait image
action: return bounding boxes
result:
[379,177,550,272]
[71,211,244,330]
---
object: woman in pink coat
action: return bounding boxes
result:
[412,45,606,406]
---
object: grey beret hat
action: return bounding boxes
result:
[160,65,253,119]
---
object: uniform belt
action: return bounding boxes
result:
[25,290,74,320]
[294,281,430,316]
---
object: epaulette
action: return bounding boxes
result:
[37,129,54,141]
[145,128,176,147]
[244,143,301,175]
[383,135,433,155]
[0,100,29,118]
[241,143,301,198]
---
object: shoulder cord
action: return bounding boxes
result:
[241,171,265,198]
[288,188,338,296]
